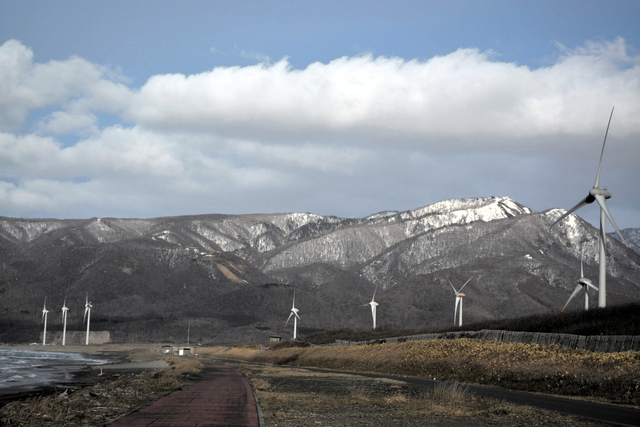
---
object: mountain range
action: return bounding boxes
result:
[1,196,639,344]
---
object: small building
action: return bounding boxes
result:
[161,345,173,354]
[173,346,193,356]
[269,335,282,343]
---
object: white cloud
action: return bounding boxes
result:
[38,110,97,134]
[125,37,640,145]
[0,38,638,227]
[0,40,131,132]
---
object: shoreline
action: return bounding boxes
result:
[0,344,167,406]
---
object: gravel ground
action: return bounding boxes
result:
[225,361,608,427]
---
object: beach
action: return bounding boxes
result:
[0,345,167,404]
[0,345,196,426]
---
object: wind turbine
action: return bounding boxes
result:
[562,240,598,312]
[285,288,301,340]
[549,107,628,308]
[448,276,473,327]
[61,298,69,346]
[84,294,93,345]
[362,284,379,329]
[41,298,49,345]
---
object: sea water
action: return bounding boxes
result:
[0,348,108,394]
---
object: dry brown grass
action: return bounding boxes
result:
[227,361,602,426]
[204,338,640,405]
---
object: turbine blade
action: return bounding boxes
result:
[562,284,583,311]
[580,241,585,277]
[454,297,460,324]
[549,197,590,229]
[285,312,294,326]
[586,282,598,292]
[448,278,457,292]
[594,107,614,189]
[459,276,474,292]
[372,305,376,328]
[594,195,627,245]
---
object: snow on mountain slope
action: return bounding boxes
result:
[401,197,533,236]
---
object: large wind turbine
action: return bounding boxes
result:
[549,107,628,308]
[285,288,301,340]
[84,294,93,345]
[362,284,379,329]
[41,298,49,345]
[562,241,598,312]
[448,276,473,327]
[61,298,69,346]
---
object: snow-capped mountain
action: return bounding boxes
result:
[611,228,640,255]
[1,196,638,343]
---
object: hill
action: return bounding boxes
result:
[1,196,639,343]
[301,302,640,345]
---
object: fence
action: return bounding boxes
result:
[334,329,640,353]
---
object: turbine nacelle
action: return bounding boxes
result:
[588,187,611,200]
[579,278,595,288]
[42,299,49,320]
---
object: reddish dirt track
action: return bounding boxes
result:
[109,359,260,427]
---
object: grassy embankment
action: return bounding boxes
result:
[201,338,640,406]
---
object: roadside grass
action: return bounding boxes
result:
[201,338,640,405]
[0,355,202,426]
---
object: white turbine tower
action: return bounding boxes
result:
[41,298,49,346]
[61,298,69,346]
[562,241,598,312]
[362,284,379,329]
[285,288,301,340]
[448,276,473,327]
[549,107,628,308]
[84,294,93,346]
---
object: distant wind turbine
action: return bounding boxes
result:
[362,284,379,329]
[549,107,628,308]
[61,298,69,346]
[562,240,598,312]
[285,288,301,340]
[42,298,49,346]
[448,276,473,327]
[84,294,92,345]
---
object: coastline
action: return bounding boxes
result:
[0,344,167,405]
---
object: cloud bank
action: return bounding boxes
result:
[1,38,639,226]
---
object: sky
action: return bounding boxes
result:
[1,1,639,230]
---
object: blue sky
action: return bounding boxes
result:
[1,0,639,230]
